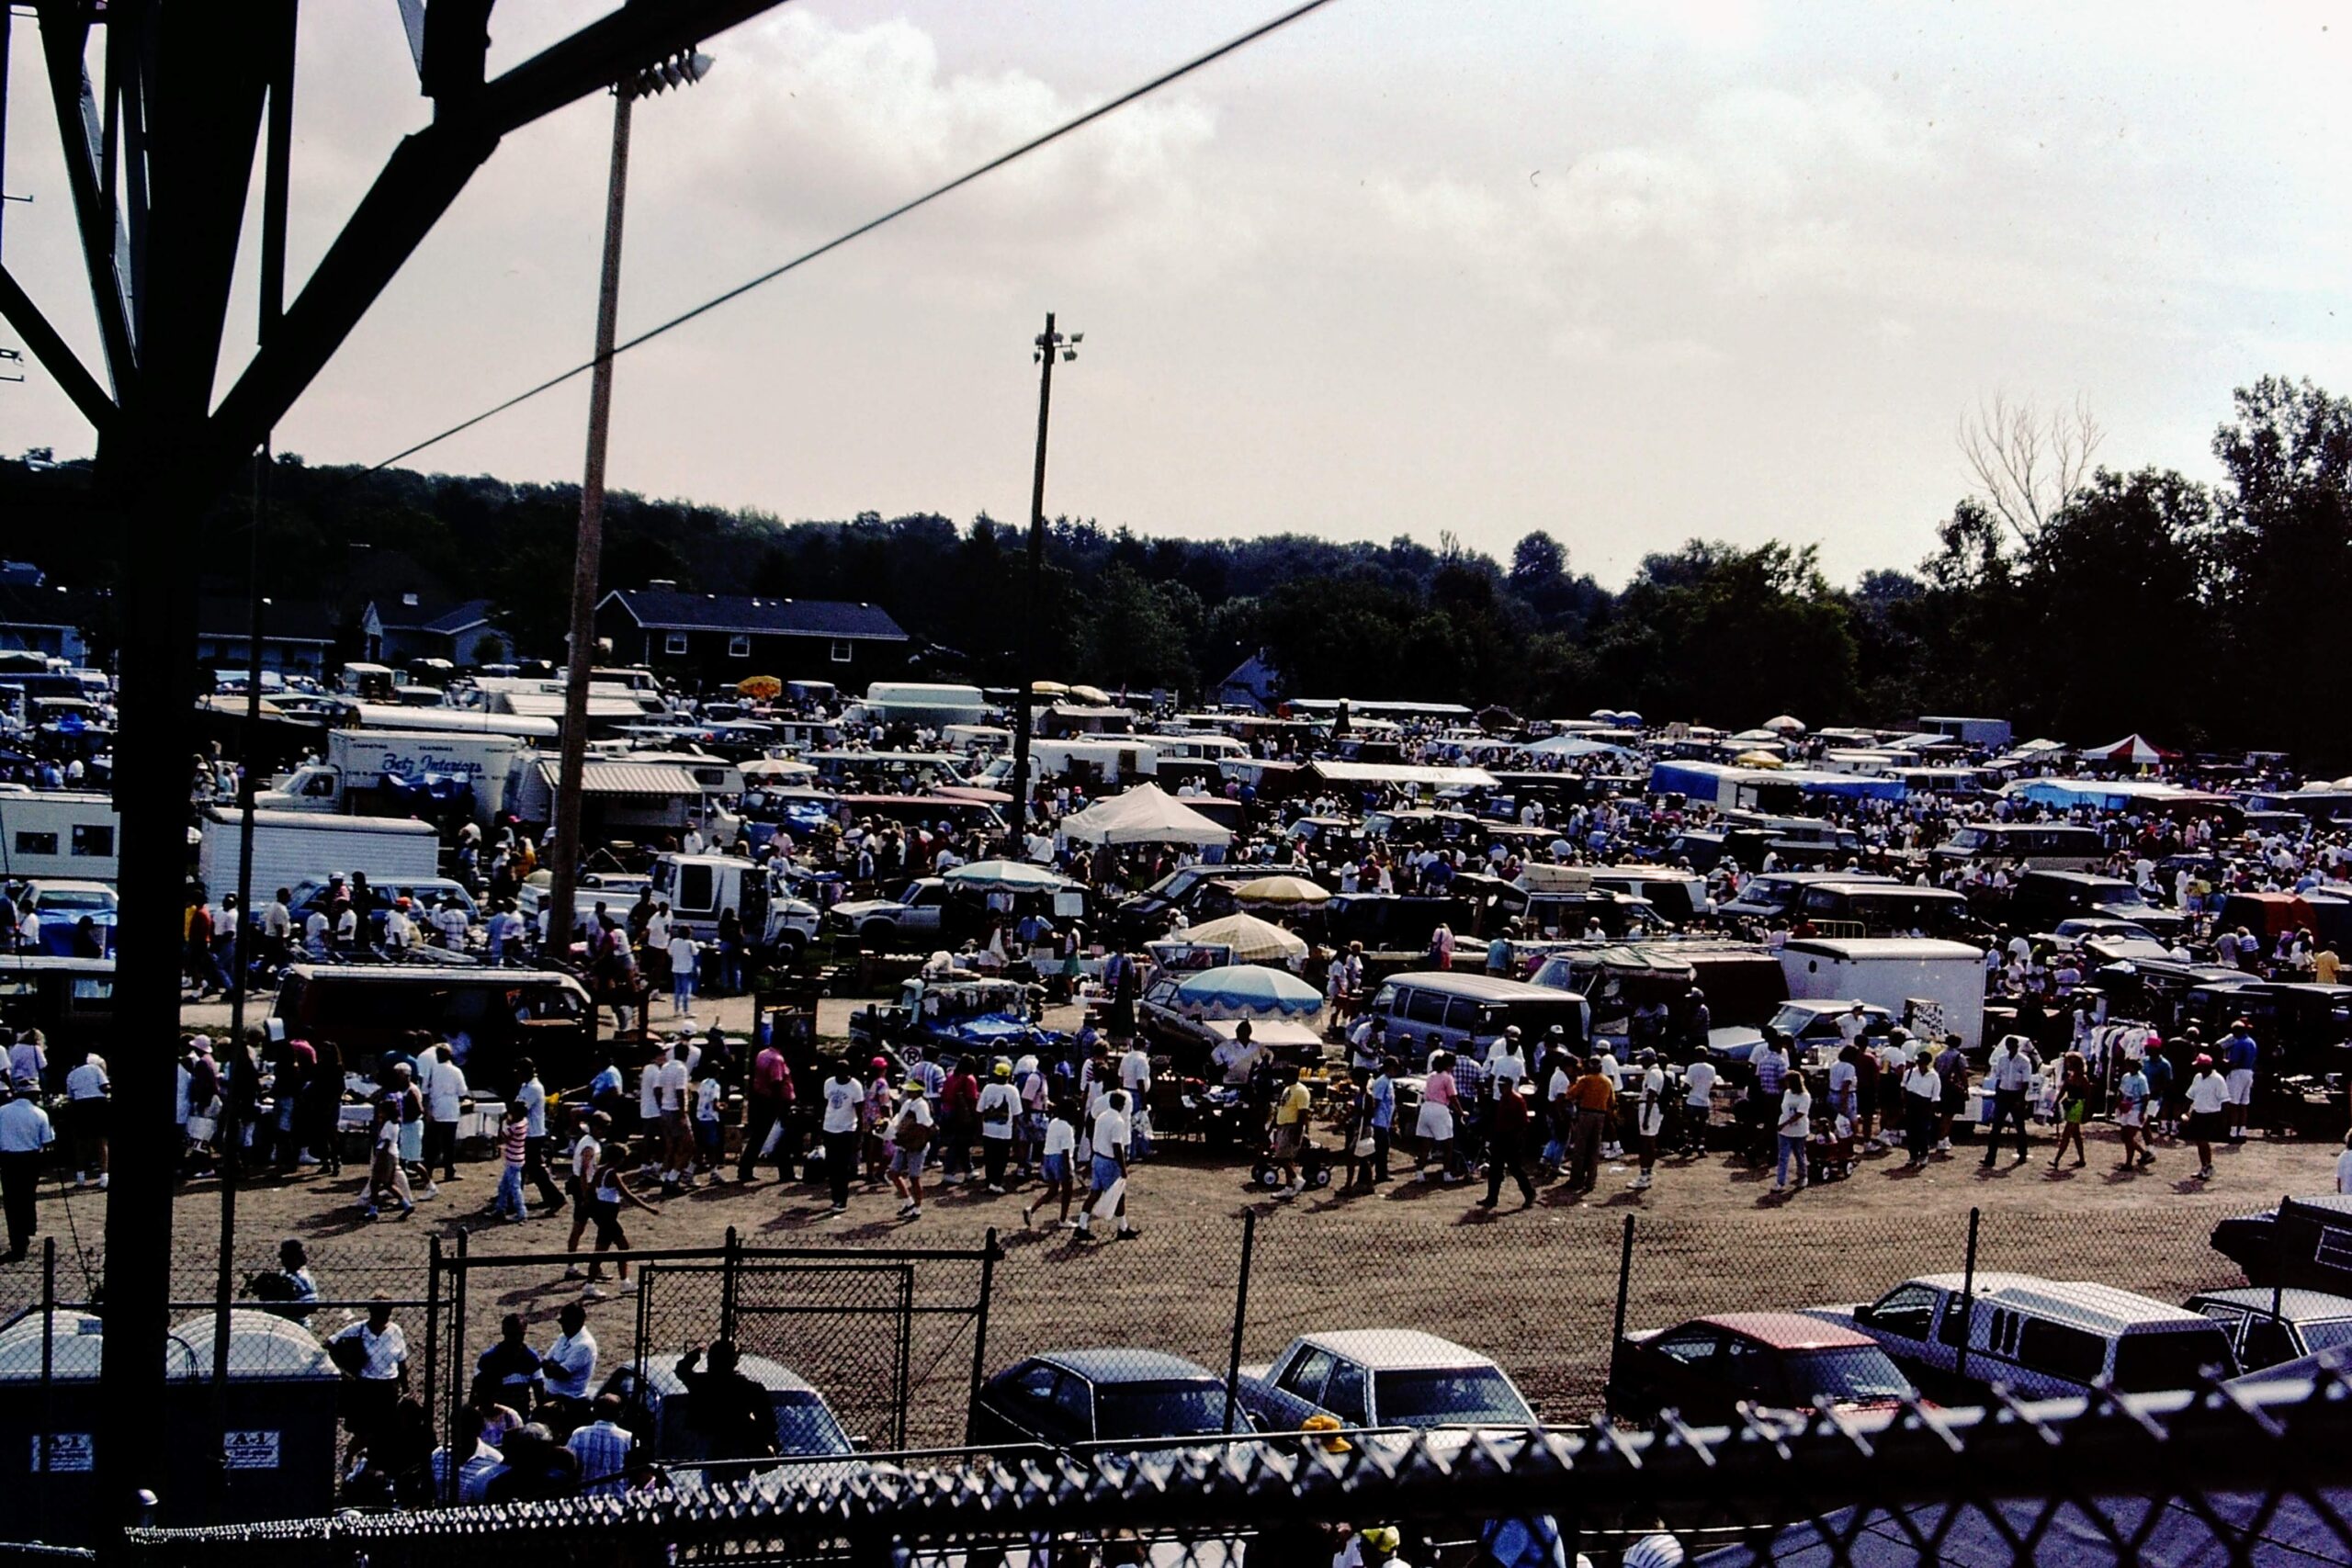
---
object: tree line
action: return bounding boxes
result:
[4,375,2347,765]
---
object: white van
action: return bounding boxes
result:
[1805,1273,2240,1401]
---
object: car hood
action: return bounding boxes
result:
[831,899,909,920]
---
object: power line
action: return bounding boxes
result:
[372,0,1340,471]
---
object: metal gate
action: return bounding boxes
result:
[429,1231,1000,1471]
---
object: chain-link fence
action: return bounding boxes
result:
[0,1177,2324,1550]
[102,1366,2352,1568]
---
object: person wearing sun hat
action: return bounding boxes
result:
[2185,1052,2230,1180]
[977,1059,1021,1193]
[887,1077,934,1220]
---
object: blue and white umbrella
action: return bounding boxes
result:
[944,859,1068,894]
[1172,964,1323,1020]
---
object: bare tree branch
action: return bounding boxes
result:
[1957,392,2105,545]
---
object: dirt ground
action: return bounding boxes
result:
[6,992,2331,1448]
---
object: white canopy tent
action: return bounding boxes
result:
[1057,783,1232,846]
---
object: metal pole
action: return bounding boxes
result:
[424,1235,443,1504]
[2273,1192,2290,1325]
[38,1237,53,1538]
[546,85,635,960]
[1224,1209,1255,1433]
[1609,1213,1627,1354]
[447,1227,469,1495]
[209,443,269,1519]
[1006,310,1058,836]
[966,1227,999,1444]
[1955,1206,1980,1383]
[891,1267,914,1451]
[720,1224,740,1343]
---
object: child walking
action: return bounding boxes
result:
[1023,1097,1078,1229]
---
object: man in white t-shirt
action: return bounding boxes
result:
[816,1062,865,1216]
[1117,1043,1152,1161]
[1077,1089,1137,1241]
[1630,1050,1666,1190]
[656,1043,692,1191]
[668,931,698,1019]
[1680,1056,1717,1154]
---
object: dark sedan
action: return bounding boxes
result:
[1607,1312,1917,1424]
[968,1349,1246,1451]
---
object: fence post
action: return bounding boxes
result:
[1225,1210,1257,1433]
[2273,1192,2290,1325]
[447,1227,469,1506]
[720,1224,741,1344]
[38,1237,53,1539]
[1954,1207,1980,1383]
[1606,1213,1635,1402]
[966,1228,1000,1444]
[424,1234,443,1505]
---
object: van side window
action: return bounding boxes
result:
[2016,1317,2106,1383]
[1442,998,1481,1035]
[1407,990,1449,1027]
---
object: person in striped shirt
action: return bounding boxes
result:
[492,1102,530,1223]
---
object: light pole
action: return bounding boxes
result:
[1008,312,1080,838]
[547,47,714,953]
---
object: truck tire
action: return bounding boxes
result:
[860,920,896,949]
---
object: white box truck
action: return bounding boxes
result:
[1778,937,1987,1051]
[257,729,527,826]
[195,807,440,902]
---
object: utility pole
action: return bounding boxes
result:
[1008,312,1078,834]
[547,49,714,953]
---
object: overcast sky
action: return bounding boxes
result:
[5,1,2348,585]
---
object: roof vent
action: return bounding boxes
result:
[401,592,420,607]
[645,579,679,591]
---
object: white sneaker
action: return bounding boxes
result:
[1935,1139,1952,1154]
[420,1183,440,1201]
[904,1205,921,1220]
[96,1174,107,1190]
[1287,1181,1305,1197]
[582,1285,609,1301]
[616,1280,637,1294]
[73,1175,85,1189]
[1631,1174,1652,1190]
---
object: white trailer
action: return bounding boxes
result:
[856,682,990,729]
[258,729,527,826]
[1778,937,1987,1051]
[195,807,440,902]
[0,790,120,882]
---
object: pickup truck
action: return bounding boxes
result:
[1236,1329,1537,1436]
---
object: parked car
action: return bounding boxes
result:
[1607,1313,1916,1424]
[967,1349,1245,1450]
[1360,973,1589,1067]
[1705,999,1894,1082]
[1803,1273,2241,1402]
[1237,1330,1536,1434]
[1113,865,1275,943]
[598,1353,857,1487]
[289,875,481,942]
[2211,1195,2352,1293]
[2184,1287,2352,1372]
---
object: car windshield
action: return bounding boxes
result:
[2301,1319,2352,1355]
[2110,1327,2239,1393]
[1783,1348,1913,1404]
[1374,1368,1533,1428]
[1770,1005,1844,1036]
[774,1392,854,1456]
[1093,1381,1233,1441]
[37,890,112,912]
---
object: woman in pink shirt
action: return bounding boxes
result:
[1415,1052,1457,1180]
